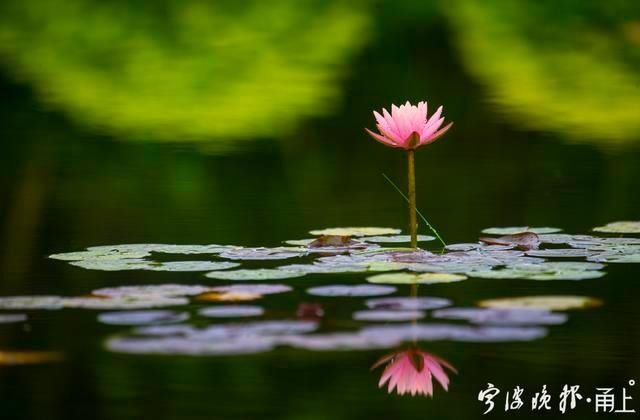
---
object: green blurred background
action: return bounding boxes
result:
[0,1,639,419]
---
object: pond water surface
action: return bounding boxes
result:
[1,3,640,419]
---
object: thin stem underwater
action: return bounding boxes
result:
[382,173,447,248]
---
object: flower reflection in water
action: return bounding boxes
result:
[372,347,457,397]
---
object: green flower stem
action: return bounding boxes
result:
[382,173,447,248]
[407,150,418,249]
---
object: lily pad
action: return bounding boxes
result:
[280,332,401,351]
[363,235,435,243]
[481,227,562,235]
[431,308,568,325]
[284,239,316,246]
[106,335,276,356]
[205,269,305,281]
[0,296,64,310]
[278,263,370,274]
[478,296,603,311]
[69,259,156,271]
[150,261,240,272]
[308,235,362,248]
[87,243,233,255]
[306,285,396,297]
[479,232,541,250]
[209,284,293,295]
[93,284,211,298]
[98,310,189,325]
[468,262,606,281]
[62,296,189,309]
[445,243,514,251]
[218,247,307,260]
[587,253,640,263]
[525,248,597,258]
[198,306,265,318]
[49,249,150,261]
[353,310,425,322]
[360,323,548,342]
[365,297,452,311]
[0,314,28,323]
[190,321,319,338]
[309,227,401,237]
[593,221,640,233]
[367,272,467,285]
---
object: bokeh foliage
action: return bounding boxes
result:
[0,0,639,149]
[0,0,370,149]
[445,0,640,144]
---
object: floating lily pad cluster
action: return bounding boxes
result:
[0,223,637,359]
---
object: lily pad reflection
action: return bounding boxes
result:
[98,310,189,325]
[307,285,397,297]
[353,310,425,322]
[360,323,548,342]
[0,314,28,323]
[365,297,452,311]
[431,308,567,325]
[198,306,264,318]
[478,296,603,311]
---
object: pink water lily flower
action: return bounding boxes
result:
[366,101,453,150]
[372,348,457,397]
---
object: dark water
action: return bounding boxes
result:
[1,1,640,419]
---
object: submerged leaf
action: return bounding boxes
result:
[593,221,640,233]
[478,296,603,311]
[309,227,401,236]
